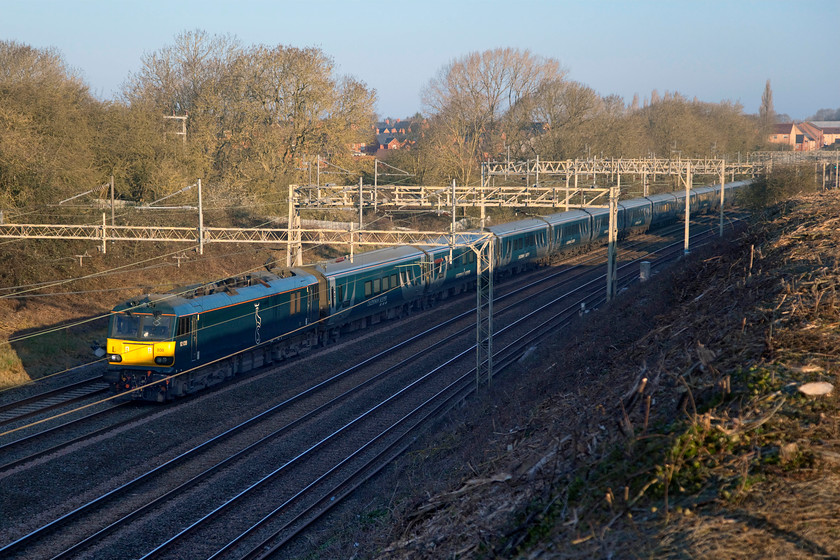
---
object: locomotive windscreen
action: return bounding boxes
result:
[110,314,174,341]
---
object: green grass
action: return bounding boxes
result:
[12,325,106,379]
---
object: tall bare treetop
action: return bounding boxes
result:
[760,78,775,127]
[422,48,565,122]
[0,40,83,86]
[123,29,241,113]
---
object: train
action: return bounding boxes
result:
[105,180,749,401]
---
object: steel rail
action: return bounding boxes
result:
[0,402,127,472]
[0,378,108,429]
[222,222,735,558]
[2,212,737,558]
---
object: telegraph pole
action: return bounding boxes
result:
[606,187,619,301]
[197,178,204,255]
[110,175,115,227]
[684,161,691,255]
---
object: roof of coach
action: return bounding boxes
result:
[646,192,679,203]
[487,217,549,237]
[540,209,589,226]
[618,198,651,210]
[692,185,717,194]
[417,232,487,254]
[583,206,610,217]
[313,244,424,278]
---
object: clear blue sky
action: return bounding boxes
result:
[1,0,836,120]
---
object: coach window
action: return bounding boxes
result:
[391,273,398,288]
[373,278,381,294]
[364,281,372,298]
[382,276,389,291]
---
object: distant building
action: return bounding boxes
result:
[768,121,840,151]
[372,117,428,155]
[802,121,840,149]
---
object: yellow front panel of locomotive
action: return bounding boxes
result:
[107,339,175,366]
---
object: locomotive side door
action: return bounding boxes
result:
[190,315,199,361]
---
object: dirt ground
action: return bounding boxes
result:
[313,191,840,559]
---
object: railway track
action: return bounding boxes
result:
[0,215,739,559]
[0,376,109,430]
[149,221,721,559]
[0,403,132,472]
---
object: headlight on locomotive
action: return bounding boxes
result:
[109,354,122,363]
[154,356,174,365]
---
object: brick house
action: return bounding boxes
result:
[768,123,818,151]
[800,121,840,149]
[767,121,840,151]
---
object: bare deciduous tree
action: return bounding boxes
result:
[123,33,376,201]
[422,48,565,184]
[759,79,775,135]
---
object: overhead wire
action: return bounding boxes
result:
[0,196,428,387]
[1,239,324,348]
[0,252,451,435]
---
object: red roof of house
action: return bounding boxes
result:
[772,123,795,135]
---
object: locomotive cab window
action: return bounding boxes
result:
[110,314,173,341]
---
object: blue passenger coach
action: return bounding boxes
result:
[303,245,426,336]
[488,218,550,273]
